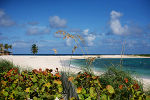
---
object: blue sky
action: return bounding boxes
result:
[0,0,150,54]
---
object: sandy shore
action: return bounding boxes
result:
[0,55,150,91]
[0,55,148,71]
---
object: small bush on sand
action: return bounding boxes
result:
[0,59,20,73]
[99,67,145,100]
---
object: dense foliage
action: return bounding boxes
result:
[69,67,150,100]
[0,59,150,100]
[0,60,19,73]
[0,68,63,100]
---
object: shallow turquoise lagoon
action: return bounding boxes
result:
[71,58,150,79]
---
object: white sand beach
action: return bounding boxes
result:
[0,55,150,91]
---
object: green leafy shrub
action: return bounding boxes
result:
[0,59,20,73]
[0,68,63,100]
[99,67,146,100]
[70,71,116,100]
[69,68,148,100]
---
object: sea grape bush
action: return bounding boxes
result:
[69,71,149,100]
[99,67,147,100]
[0,68,63,100]
[0,60,19,73]
[70,72,116,100]
[0,65,150,100]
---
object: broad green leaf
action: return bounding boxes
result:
[98,81,102,88]
[25,87,30,92]
[44,82,51,88]
[14,90,19,95]
[84,94,90,98]
[10,86,13,90]
[90,87,94,94]
[94,80,98,84]
[81,88,86,94]
[57,94,62,98]
[41,87,45,92]
[5,87,9,91]
[107,96,110,100]
[90,87,96,97]
[138,97,142,100]
[101,94,107,100]
[136,91,141,96]
[33,97,38,100]
[70,97,75,100]
[14,79,18,83]
[146,96,150,100]
[85,96,91,100]
[78,94,84,100]
[10,76,15,80]
[9,94,14,99]
[3,90,8,96]
[106,85,115,94]
[26,94,30,98]
[12,83,16,88]
[58,87,63,92]
[31,77,37,82]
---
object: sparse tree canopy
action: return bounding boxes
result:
[0,43,12,55]
[4,44,9,51]
[31,44,38,55]
[0,44,4,51]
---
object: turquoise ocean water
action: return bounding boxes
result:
[71,58,150,79]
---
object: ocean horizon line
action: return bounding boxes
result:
[10,54,150,56]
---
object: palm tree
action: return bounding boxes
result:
[31,44,38,55]
[9,45,12,55]
[0,44,4,55]
[4,44,9,55]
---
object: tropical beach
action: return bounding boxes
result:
[1,55,150,72]
[1,0,150,99]
[0,55,150,91]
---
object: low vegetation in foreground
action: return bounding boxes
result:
[0,67,63,99]
[0,60,150,100]
[0,60,20,73]
[70,67,148,100]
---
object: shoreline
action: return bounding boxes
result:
[3,54,150,58]
[0,55,150,91]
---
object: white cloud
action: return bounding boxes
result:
[0,9,15,27]
[66,38,72,46]
[110,10,128,35]
[0,10,5,17]
[49,16,67,28]
[85,34,96,46]
[27,26,50,35]
[82,29,96,46]
[12,41,31,48]
[65,29,96,47]
[83,29,89,35]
